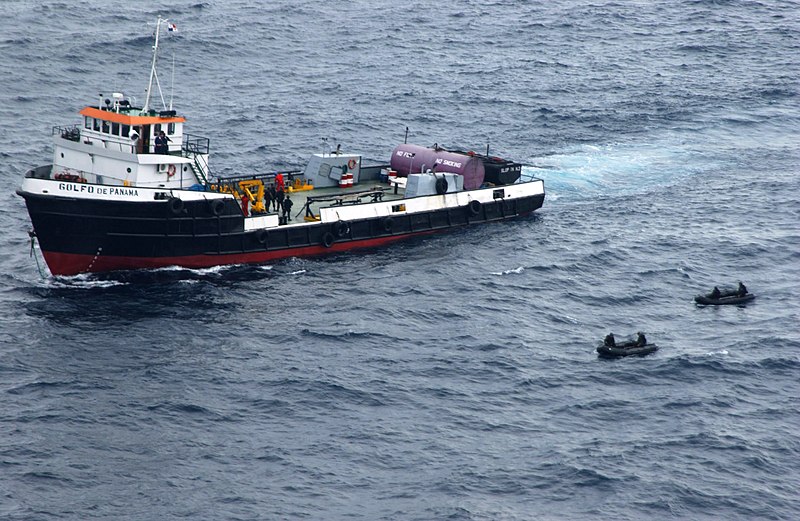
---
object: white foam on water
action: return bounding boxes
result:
[526,141,706,201]
[181,265,234,276]
[46,275,127,289]
[491,266,525,276]
[151,264,239,276]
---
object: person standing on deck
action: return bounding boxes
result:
[240,193,249,217]
[275,173,285,212]
[275,185,285,214]
[282,195,293,222]
[155,131,170,154]
[264,184,274,213]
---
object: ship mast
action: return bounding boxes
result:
[143,17,168,113]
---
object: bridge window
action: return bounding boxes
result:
[101,120,109,133]
[84,116,91,129]
[93,118,101,131]
[154,123,162,135]
[167,122,175,134]
[111,122,120,135]
[121,124,130,137]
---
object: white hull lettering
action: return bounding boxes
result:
[58,182,139,197]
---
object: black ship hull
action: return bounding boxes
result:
[19,185,545,276]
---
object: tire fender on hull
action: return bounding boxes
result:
[468,199,481,217]
[209,199,225,217]
[334,221,350,238]
[168,197,184,216]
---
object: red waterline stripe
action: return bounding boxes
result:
[41,230,437,276]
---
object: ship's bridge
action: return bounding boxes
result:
[48,93,212,189]
[79,97,185,155]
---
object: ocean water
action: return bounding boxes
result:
[1,1,799,519]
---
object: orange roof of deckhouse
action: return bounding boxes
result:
[80,106,186,125]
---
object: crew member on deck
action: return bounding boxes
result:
[710,286,721,299]
[275,184,285,214]
[282,195,293,222]
[241,193,249,217]
[155,131,170,154]
[636,332,647,347]
[264,184,274,214]
[604,333,616,347]
[737,281,748,297]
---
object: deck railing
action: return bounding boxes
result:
[182,133,210,155]
[52,124,81,142]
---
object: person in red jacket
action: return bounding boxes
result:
[240,193,249,217]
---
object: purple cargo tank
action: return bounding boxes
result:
[389,144,485,190]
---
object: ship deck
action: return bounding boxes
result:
[279,180,407,223]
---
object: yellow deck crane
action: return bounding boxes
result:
[212,179,267,214]
[237,179,267,213]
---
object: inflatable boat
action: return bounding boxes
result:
[694,293,755,306]
[596,341,659,358]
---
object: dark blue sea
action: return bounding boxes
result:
[1,1,799,519]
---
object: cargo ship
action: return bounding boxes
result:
[16,19,545,277]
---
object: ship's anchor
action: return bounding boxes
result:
[28,229,47,279]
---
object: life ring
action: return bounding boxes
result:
[322,231,335,248]
[382,216,394,233]
[256,229,268,245]
[210,199,225,216]
[334,221,350,238]
[347,158,357,170]
[435,177,448,195]
[468,199,481,217]
[168,197,184,215]
[167,164,176,178]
